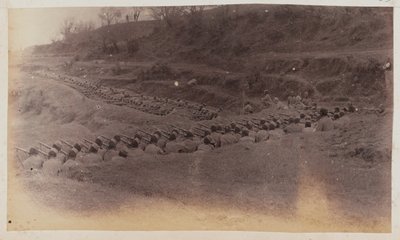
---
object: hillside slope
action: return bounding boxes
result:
[31,4,393,110]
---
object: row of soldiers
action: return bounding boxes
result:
[32,70,219,120]
[15,105,351,177]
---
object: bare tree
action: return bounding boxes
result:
[60,17,76,40]
[74,20,96,33]
[126,7,143,22]
[98,7,122,26]
[182,6,205,28]
[149,6,185,27]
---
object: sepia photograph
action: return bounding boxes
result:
[5,2,395,235]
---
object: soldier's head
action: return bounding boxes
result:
[246,122,252,130]
[169,133,177,141]
[184,131,194,138]
[264,90,269,95]
[334,107,340,113]
[113,135,121,142]
[210,125,217,132]
[89,144,99,153]
[334,113,340,120]
[230,122,236,129]
[224,126,231,133]
[260,119,266,125]
[149,135,157,144]
[108,139,117,149]
[203,136,211,145]
[234,127,241,134]
[67,148,78,159]
[269,123,276,130]
[305,121,312,128]
[134,133,142,140]
[119,150,128,158]
[288,118,294,124]
[300,113,305,119]
[241,129,249,137]
[28,147,39,156]
[52,141,62,152]
[216,125,223,132]
[320,108,328,116]
[339,111,345,117]
[154,131,162,139]
[48,148,57,159]
[172,129,179,136]
[203,130,211,136]
[95,138,103,147]
[294,118,300,124]
[73,143,82,152]
[262,124,269,131]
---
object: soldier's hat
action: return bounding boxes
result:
[89,144,99,153]
[241,129,249,137]
[203,136,211,145]
[305,121,312,128]
[333,113,340,120]
[29,147,39,155]
[134,133,142,140]
[210,125,217,132]
[119,150,128,158]
[130,139,139,148]
[339,111,345,117]
[68,148,78,159]
[53,141,62,152]
[320,108,328,116]
[184,131,194,138]
[108,139,117,149]
[48,148,58,158]
[294,118,300,124]
[260,119,266,125]
[169,133,177,141]
[230,122,236,129]
[172,129,179,135]
[95,138,103,147]
[300,113,305,119]
[262,124,269,130]
[73,143,82,152]
[269,123,276,130]
[224,126,231,133]
[154,131,162,138]
[113,135,121,142]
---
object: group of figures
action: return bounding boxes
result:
[32,70,219,120]
[15,104,353,178]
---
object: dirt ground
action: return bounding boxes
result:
[7,54,392,232]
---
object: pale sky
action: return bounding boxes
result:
[8,7,152,51]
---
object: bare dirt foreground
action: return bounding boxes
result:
[7,56,391,232]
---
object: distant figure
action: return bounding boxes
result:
[243,102,254,114]
[316,108,334,132]
[261,90,273,108]
[383,58,391,71]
